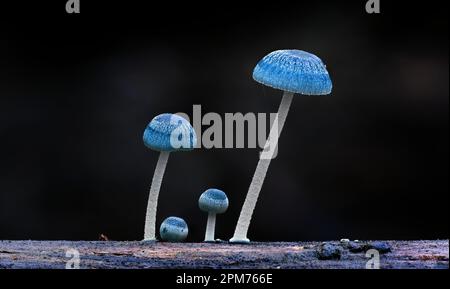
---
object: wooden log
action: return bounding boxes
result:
[0,240,447,269]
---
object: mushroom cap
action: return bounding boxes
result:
[159,216,188,242]
[198,188,229,214]
[252,50,332,95]
[143,113,197,152]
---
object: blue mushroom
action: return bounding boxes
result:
[198,188,229,242]
[253,50,332,95]
[159,216,189,242]
[142,113,196,241]
[230,50,332,243]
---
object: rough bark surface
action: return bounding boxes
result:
[0,240,447,269]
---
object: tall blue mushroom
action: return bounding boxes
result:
[142,113,197,241]
[230,50,332,243]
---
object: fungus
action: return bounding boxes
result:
[159,216,189,242]
[198,188,229,242]
[230,50,332,243]
[142,113,196,241]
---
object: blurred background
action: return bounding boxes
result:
[0,1,448,241]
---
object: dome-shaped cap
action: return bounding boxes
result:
[159,216,188,242]
[143,113,197,152]
[198,188,229,214]
[252,50,332,95]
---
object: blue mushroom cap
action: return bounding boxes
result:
[143,113,197,152]
[199,188,229,214]
[159,216,188,242]
[253,50,332,95]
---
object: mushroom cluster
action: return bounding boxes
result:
[140,49,332,243]
[142,113,196,241]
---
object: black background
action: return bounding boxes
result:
[0,0,448,242]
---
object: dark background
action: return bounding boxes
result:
[0,1,448,241]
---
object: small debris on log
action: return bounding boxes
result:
[368,241,391,253]
[347,241,365,253]
[316,242,342,260]
[99,234,109,241]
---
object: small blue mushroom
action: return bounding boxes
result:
[231,50,332,243]
[199,189,229,242]
[159,216,189,242]
[142,113,197,241]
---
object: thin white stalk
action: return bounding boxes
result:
[230,91,294,243]
[204,213,216,242]
[143,151,170,241]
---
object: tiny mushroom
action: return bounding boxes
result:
[142,113,197,241]
[159,216,189,242]
[199,188,229,242]
[230,50,332,243]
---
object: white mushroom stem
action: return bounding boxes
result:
[204,213,217,242]
[230,91,294,243]
[144,151,170,241]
